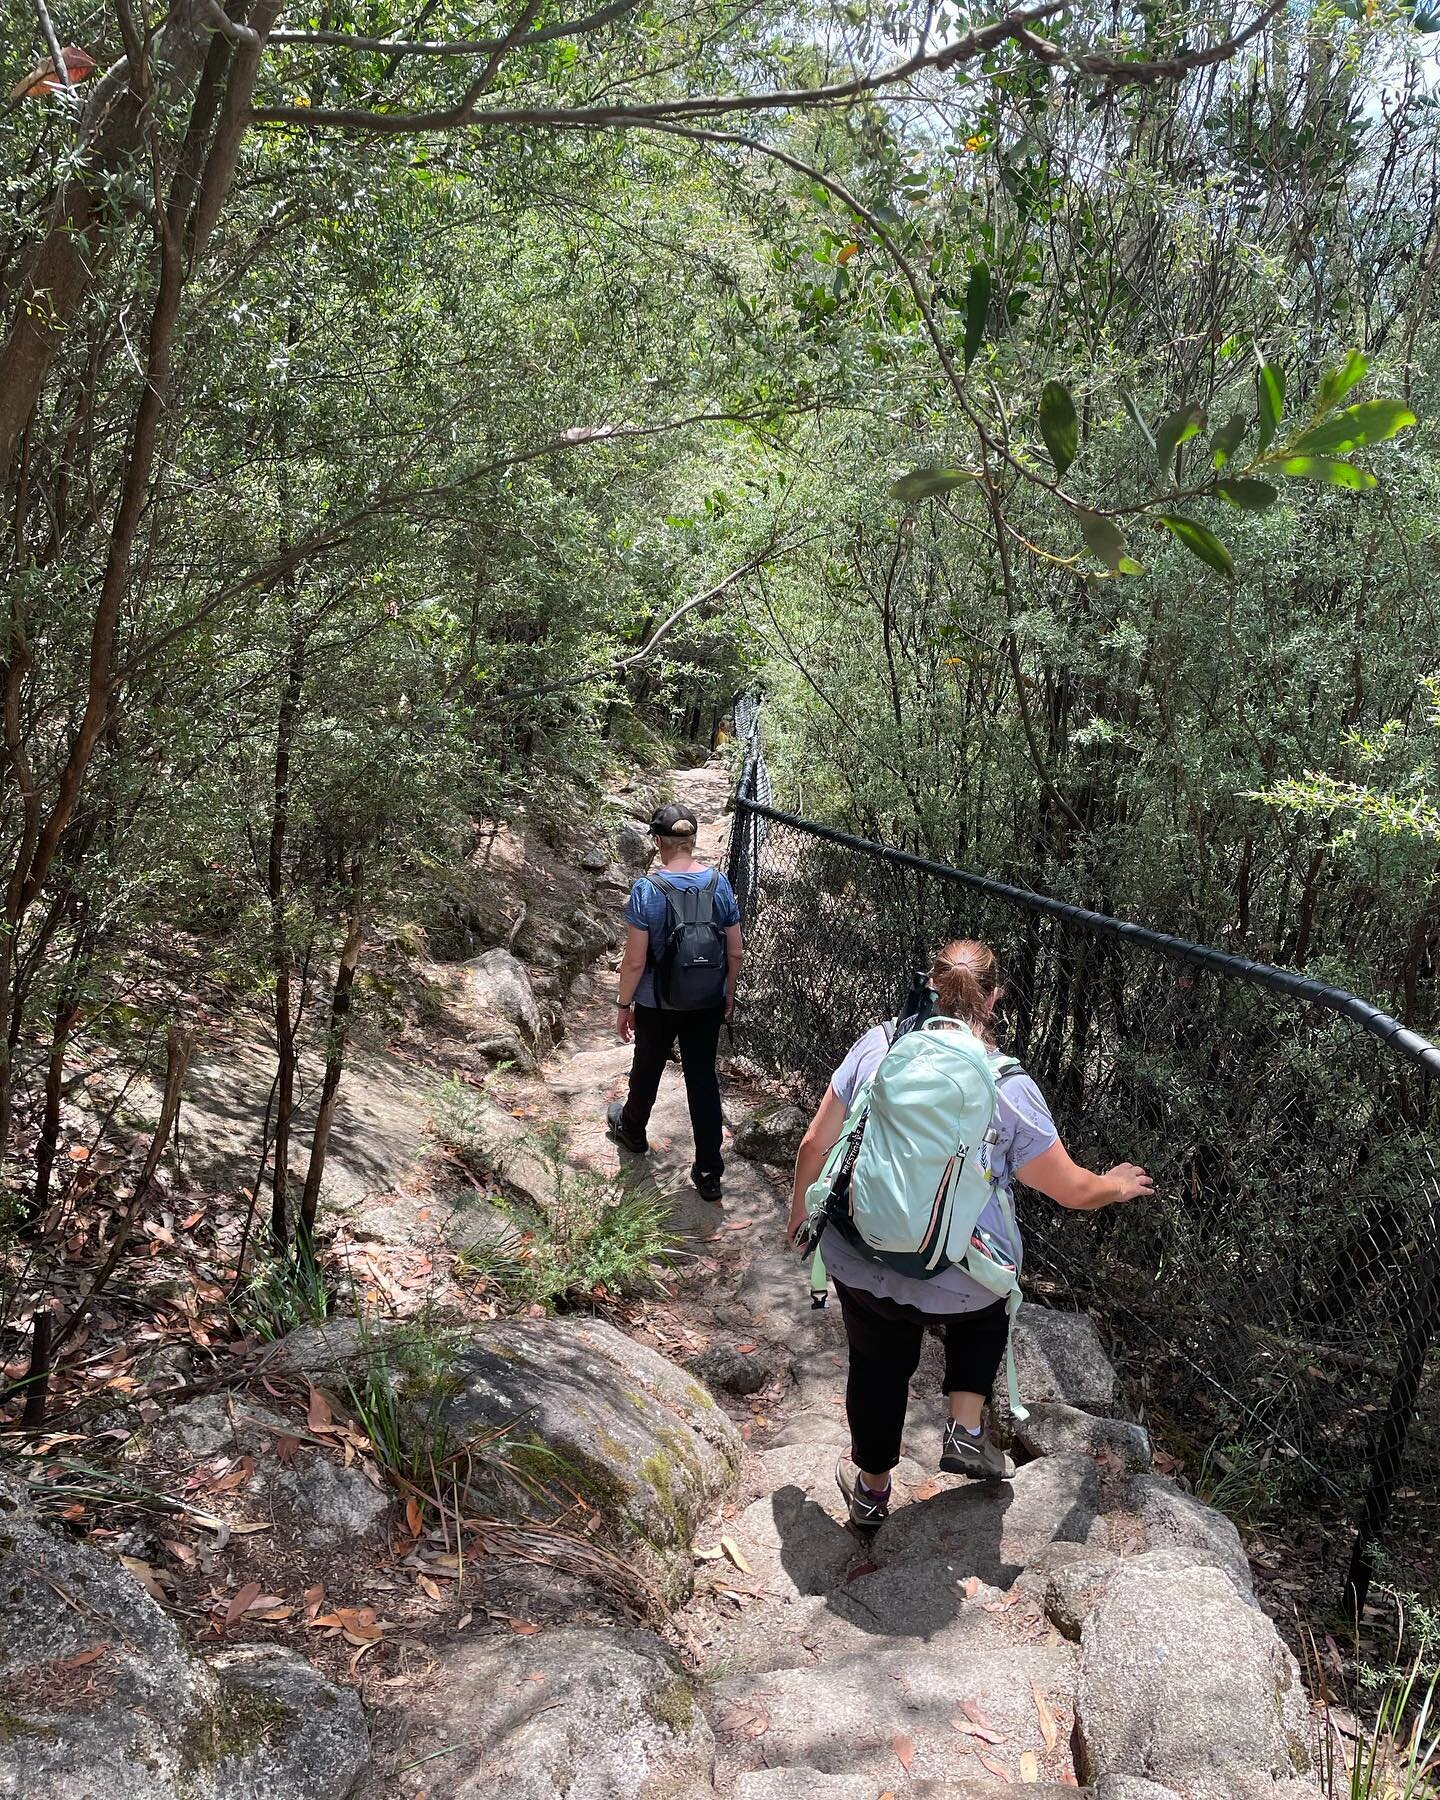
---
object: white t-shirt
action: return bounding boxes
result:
[820,1023,1058,1315]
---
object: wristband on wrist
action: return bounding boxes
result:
[616,997,634,1009]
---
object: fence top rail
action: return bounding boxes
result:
[735,795,1440,1081]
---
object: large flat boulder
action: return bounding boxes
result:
[714,1641,1077,1786]
[0,1473,368,1799]
[1041,1546,1253,1642]
[444,1315,741,1605]
[396,1628,712,1799]
[871,1452,1104,1586]
[1076,1561,1312,1798]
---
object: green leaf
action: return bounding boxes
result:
[1275,456,1377,491]
[1117,556,1147,576]
[1256,355,1284,453]
[962,262,990,370]
[1315,350,1368,414]
[1287,400,1416,458]
[1122,391,1158,467]
[1038,380,1079,477]
[1161,513,1235,580]
[1155,404,1205,479]
[1209,413,1247,469]
[1075,508,1128,572]
[891,467,976,503]
[1217,478,1280,510]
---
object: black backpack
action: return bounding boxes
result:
[651,872,728,1011]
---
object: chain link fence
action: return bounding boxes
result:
[727,758,1440,1613]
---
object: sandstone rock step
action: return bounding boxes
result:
[379,1627,711,1799]
[713,1641,1078,1788]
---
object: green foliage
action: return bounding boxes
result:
[1328,1657,1440,1800]
[962,263,990,371]
[338,1314,466,1484]
[1160,514,1236,581]
[456,1170,678,1310]
[233,1241,333,1342]
[1038,380,1080,478]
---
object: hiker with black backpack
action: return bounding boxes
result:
[606,803,743,1201]
[786,939,1152,1531]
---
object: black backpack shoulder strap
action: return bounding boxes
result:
[650,870,717,926]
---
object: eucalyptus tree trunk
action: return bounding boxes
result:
[299,860,365,1248]
[267,625,305,1250]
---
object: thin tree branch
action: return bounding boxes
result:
[269,0,640,57]
[31,0,73,91]
[250,3,1066,131]
[498,538,813,702]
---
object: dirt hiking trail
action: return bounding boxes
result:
[489,761,1318,1800]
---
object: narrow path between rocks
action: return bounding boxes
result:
[483,762,1320,1800]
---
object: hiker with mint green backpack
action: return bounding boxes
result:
[786,938,1152,1532]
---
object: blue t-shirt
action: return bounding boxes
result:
[624,867,740,1008]
[820,1023,1058,1315]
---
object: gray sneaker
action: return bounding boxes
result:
[940,1421,1014,1481]
[835,1457,891,1532]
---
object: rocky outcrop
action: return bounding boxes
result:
[0,1470,369,1799]
[1123,1473,1254,1593]
[443,1315,741,1606]
[1076,1560,1312,1798]
[1014,1401,1152,1472]
[1005,1307,1119,1419]
[462,947,544,1069]
[394,1628,712,1798]
[615,823,652,871]
[1039,1545,1253,1642]
[145,1395,390,1551]
[686,1343,775,1397]
[731,1103,808,1167]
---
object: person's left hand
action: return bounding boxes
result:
[616,1006,634,1045]
[786,1194,808,1248]
[725,988,736,1021]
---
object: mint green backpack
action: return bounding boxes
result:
[805,1016,1029,1420]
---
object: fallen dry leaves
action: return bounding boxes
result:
[224,1580,263,1627]
[952,1717,1004,1745]
[1032,1682,1059,1752]
[892,1733,915,1770]
[719,1535,752,1575]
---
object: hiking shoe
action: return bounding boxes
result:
[940,1420,1014,1481]
[836,1457,891,1533]
[605,1102,648,1155]
[691,1166,723,1202]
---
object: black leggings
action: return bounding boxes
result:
[835,1280,1010,1475]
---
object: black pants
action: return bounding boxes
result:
[835,1280,1010,1475]
[620,1004,725,1176]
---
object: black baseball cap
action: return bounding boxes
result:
[649,803,699,836]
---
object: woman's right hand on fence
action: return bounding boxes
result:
[1104,1162,1153,1204]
